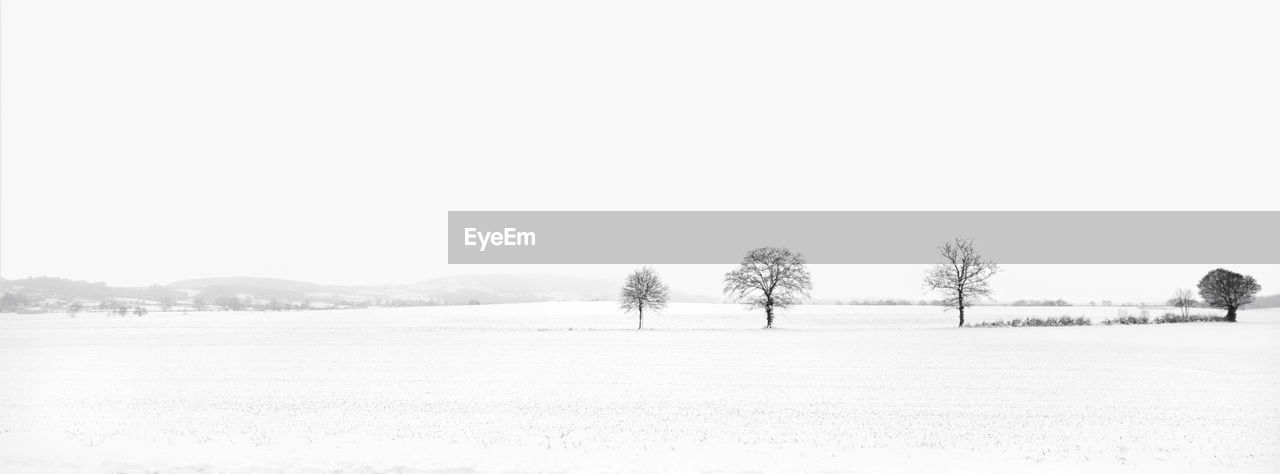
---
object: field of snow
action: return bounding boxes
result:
[2,302,1279,473]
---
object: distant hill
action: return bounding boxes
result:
[166,274,719,305]
[168,277,347,294]
[1245,293,1280,309]
[168,277,350,302]
[362,274,720,305]
[0,277,184,301]
[3,274,719,307]
[1,277,113,299]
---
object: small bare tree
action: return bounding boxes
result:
[620,267,670,329]
[923,237,1000,327]
[67,301,84,318]
[723,247,812,329]
[1197,268,1260,322]
[1168,288,1197,317]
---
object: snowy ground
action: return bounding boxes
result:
[2,303,1278,473]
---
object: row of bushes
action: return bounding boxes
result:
[1102,313,1230,325]
[971,313,1229,328]
[970,316,1091,328]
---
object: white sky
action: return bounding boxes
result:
[2,1,1277,302]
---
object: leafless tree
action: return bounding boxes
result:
[67,301,83,318]
[723,247,812,329]
[1197,268,1260,322]
[923,237,1000,327]
[1168,288,1197,317]
[620,267,670,330]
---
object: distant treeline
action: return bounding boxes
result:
[840,298,948,306]
[185,296,442,312]
[0,291,445,314]
[840,298,1073,306]
[836,298,1219,308]
[1008,299,1072,307]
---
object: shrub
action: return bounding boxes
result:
[1101,306,1149,325]
[1153,312,1230,324]
[1101,315,1150,325]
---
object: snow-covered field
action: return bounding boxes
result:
[2,303,1278,473]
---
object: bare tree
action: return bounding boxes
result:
[923,237,1000,327]
[620,267,670,330]
[723,247,812,329]
[1168,288,1197,317]
[67,301,84,318]
[1197,268,1260,322]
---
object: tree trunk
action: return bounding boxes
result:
[765,304,774,329]
[1226,306,1237,323]
[958,303,966,327]
[638,306,644,329]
